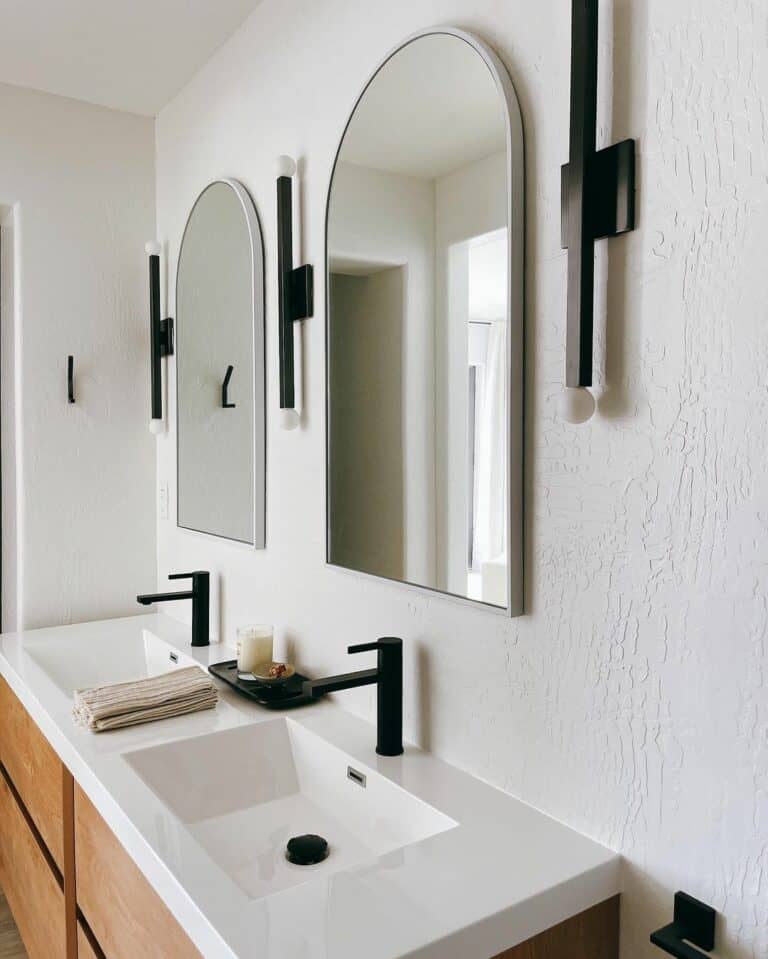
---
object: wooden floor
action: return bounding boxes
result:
[0,890,26,959]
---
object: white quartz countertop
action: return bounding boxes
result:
[0,614,620,959]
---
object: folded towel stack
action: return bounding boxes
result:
[73,666,218,732]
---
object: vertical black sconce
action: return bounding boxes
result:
[560,0,636,423]
[146,241,174,434]
[276,155,313,431]
[67,355,75,404]
[651,891,716,958]
[221,364,236,409]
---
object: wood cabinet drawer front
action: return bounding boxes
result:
[77,921,102,959]
[493,896,620,959]
[74,786,202,959]
[0,674,65,869]
[0,772,66,959]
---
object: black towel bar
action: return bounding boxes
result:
[651,892,716,958]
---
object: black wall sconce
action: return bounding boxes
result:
[146,241,174,434]
[560,0,636,423]
[67,355,75,404]
[651,891,716,958]
[276,155,313,431]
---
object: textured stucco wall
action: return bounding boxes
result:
[0,83,157,628]
[156,1,768,955]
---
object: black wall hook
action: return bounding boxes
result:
[276,156,313,411]
[67,355,75,404]
[651,892,716,958]
[222,364,236,408]
[561,0,636,387]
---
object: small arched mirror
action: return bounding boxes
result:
[176,179,265,546]
[326,29,524,613]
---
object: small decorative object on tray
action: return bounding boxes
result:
[242,661,296,685]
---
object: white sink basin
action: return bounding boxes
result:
[123,719,456,899]
[24,629,198,696]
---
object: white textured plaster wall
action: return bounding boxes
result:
[0,83,157,627]
[155,1,768,955]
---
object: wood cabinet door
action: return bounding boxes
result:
[74,786,202,959]
[0,675,65,870]
[0,770,66,959]
[77,921,102,959]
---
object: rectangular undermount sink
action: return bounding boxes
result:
[124,719,457,899]
[24,629,197,697]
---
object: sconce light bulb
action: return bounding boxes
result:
[559,386,596,425]
[276,155,297,178]
[280,407,300,431]
[149,418,165,435]
[145,240,161,256]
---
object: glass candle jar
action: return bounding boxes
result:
[236,624,274,673]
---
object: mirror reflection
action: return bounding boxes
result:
[176,180,265,546]
[327,33,522,610]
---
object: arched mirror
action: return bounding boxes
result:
[326,29,524,614]
[176,179,265,546]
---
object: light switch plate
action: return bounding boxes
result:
[159,481,169,520]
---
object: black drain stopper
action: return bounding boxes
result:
[286,834,329,866]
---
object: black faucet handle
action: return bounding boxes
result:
[348,637,402,655]
[168,570,208,581]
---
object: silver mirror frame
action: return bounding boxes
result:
[324,27,524,615]
[175,178,266,548]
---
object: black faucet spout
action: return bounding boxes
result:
[302,668,378,699]
[137,590,193,605]
[136,571,210,647]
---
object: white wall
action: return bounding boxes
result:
[0,83,156,628]
[155,1,768,956]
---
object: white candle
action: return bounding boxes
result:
[236,625,274,673]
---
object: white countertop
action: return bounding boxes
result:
[0,614,620,959]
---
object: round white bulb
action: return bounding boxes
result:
[149,418,165,435]
[280,407,300,431]
[145,240,161,256]
[558,386,596,424]
[276,155,297,178]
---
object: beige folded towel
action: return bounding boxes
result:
[73,666,218,732]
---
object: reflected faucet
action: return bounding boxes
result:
[137,571,210,648]
[302,638,403,756]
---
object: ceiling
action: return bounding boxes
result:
[0,0,262,116]
[339,34,506,180]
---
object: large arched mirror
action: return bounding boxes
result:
[176,179,265,546]
[326,29,524,614]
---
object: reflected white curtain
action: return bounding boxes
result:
[474,319,507,565]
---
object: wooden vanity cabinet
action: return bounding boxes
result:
[74,785,203,959]
[77,922,102,959]
[0,674,66,870]
[494,896,619,958]
[0,673,619,959]
[0,767,67,959]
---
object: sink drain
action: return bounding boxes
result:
[286,834,329,866]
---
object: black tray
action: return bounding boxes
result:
[208,660,321,709]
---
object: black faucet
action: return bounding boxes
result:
[302,638,403,756]
[137,571,210,648]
